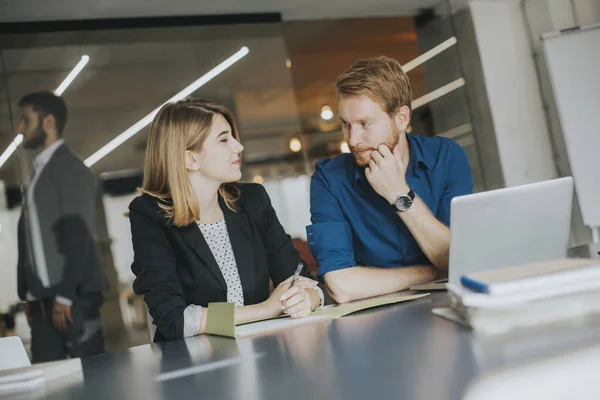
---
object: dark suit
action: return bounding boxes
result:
[17,144,107,362]
[129,183,311,342]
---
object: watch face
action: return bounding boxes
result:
[395,194,413,211]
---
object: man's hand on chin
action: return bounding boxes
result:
[365,144,409,204]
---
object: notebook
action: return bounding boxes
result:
[0,358,82,395]
[460,258,600,296]
[205,292,429,338]
[410,278,448,291]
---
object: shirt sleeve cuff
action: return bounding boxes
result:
[55,296,73,306]
[183,304,203,337]
[306,222,356,281]
[312,286,325,311]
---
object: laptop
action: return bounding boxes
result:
[411,176,574,291]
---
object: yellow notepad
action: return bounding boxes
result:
[205,291,429,338]
[312,292,429,318]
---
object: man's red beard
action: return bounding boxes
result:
[350,124,401,167]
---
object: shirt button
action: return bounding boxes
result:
[406,250,412,256]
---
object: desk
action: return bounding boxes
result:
[8,293,600,400]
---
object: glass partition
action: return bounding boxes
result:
[0,11,486,349]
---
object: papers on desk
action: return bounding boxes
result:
[0,367,45,394]
[0,357,82,395]
[410,278,448,291]
[433,258,600,335]
[0,336,31,371]
[206,292,429,339]
[312,292,429,318]
[205,302,329,338]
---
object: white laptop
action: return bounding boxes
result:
[412,176,574,290]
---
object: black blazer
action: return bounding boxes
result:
[129,183,310,342]
[17,144,106,302]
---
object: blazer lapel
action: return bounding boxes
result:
[180,223,228,293]
[222,201,256,305]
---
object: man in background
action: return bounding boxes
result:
[16,91,107,362]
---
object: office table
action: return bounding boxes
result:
[8,292,600,400]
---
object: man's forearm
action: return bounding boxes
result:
[324,265,438,304]
[396,196,450,270]
[56,215,92,301]
[57,244,88,301]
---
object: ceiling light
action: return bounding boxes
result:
[437,123,472,140]
[285,58,292,69]
[0,134,23,169]
[320,105,334,121]
[84,46,249,167]
[0,56,90,170]
[289,137,302,153]
[412,78,465,110]
[340,141,350,153]
[54,55,90,96]
[253,175,264,184]
[402,37,457,73]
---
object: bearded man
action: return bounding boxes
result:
[306,56,473,303]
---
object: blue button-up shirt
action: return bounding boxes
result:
[306,134,473,280]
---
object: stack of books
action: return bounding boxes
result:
[0,366,45,394]
[434,258,600,335]
[0,358,82,395]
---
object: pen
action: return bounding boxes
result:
[288,262,304,289]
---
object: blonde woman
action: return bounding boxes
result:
[129,98,323,342]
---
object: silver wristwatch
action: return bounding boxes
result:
[392,190,415,212]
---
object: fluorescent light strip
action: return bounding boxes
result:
[456,135,474,148]
[54,55,90,96]
[84,46,249,167]
[402,37,457,73]
[437,123,472,140]
[412,77,466,110]
[0,134,23,169]
[0,56,90,170]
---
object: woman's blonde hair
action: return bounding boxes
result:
[141,98,240,227]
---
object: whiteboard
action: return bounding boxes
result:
[543,25,600,227]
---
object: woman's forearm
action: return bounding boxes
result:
[235,301,280,325]
[196,301,279,335]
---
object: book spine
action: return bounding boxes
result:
[460,276,490,293]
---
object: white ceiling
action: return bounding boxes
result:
[0,0,440,23]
